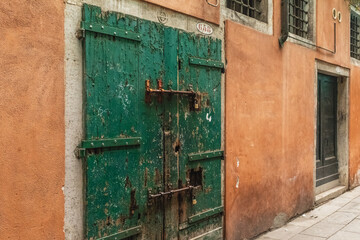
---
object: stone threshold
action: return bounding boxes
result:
[315,185,347,206]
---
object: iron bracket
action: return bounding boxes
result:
[80,21,141,42]
[189,57,224,69]
[188,150,224,162]
[76,137,141,159]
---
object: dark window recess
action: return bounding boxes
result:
[226,0,263,21]
[189,168,203,187]
[289,0,309,38]
[351,11,360,60]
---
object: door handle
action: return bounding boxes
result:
[145,80,201,110]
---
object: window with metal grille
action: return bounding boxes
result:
[351,11,360,60]
[226,0,264,21]
[289,0,309,38]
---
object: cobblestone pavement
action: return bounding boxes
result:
[256,186,360,240]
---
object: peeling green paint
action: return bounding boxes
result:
[83,4,223,239]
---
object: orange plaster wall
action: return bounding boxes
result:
[142,0,220,25]
[225,0,360,239]
[0,1,65,239]
[350,66,360,187]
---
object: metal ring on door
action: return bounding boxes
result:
[206,0,219,7]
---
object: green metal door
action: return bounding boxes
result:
[316,73,339,187]
[80,4,223,240]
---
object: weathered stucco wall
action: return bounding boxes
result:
[143,0,220,24]
[225,0,360,239]
[350,64,360,188]
[0,1,65,239]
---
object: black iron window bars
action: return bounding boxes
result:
[227,0,262,21]
[351,11,360,60]
[289,0,309,38]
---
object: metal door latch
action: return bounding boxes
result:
[145,79,201,110]
[148,185,200,199]
[147,184,201,205]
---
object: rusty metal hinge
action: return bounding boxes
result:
[75,137,141,159]
[80,21,141,42]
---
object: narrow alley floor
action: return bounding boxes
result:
[256,186,360,240]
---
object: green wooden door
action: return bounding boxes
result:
[316,73,339,187]
[81,4,223,240]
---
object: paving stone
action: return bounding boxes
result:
[300,221,345,238]
[323,211,358,225]
[351,187,360,194]
[339,190,360,199]
[306,204,340,220]
[289,216,322,228]
[341,219,360,233]
[326,196,353,207]
[328,230,360,240]
[255,187,360,240]
[289,234,326,240]
[256,236,277,240]
[338,201,360,214]
[351,196,360,203]
[262,224,307,240]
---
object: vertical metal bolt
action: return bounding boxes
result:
[91,142,94,146]
[101,25,104,29]
[125,31,128,34]
[114,32,117,35]
[89,25,93,28]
